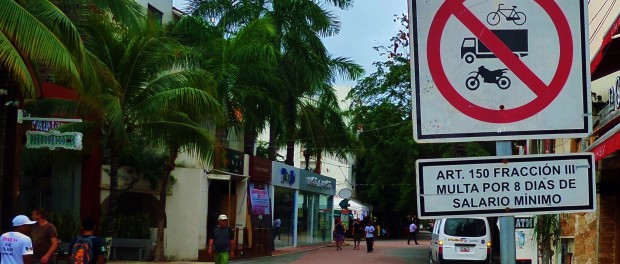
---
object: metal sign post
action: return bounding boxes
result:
[497,141,515,264]
[17,109,82,124]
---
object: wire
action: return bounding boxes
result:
[211,120,411,149]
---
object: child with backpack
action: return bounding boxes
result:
[68,218,107,264]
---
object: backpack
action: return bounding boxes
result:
[70,236,94,264]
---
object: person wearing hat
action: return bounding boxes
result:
[0,215,37,264]
[208,214,235,264]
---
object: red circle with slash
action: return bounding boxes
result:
[427,0,573,123]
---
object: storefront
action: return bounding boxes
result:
[297,170,335,246]
[271,162,300,248]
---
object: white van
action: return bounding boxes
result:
[429,217,492,264]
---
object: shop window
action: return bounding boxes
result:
[560,238,574,264]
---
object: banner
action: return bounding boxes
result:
[250,188,270,215]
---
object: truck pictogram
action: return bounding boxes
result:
[461,29,528,64]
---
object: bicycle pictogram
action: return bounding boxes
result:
[487,4,526,26]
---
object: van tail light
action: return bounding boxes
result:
[439,240,443,254]
[486,241,492,255]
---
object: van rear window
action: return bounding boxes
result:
[443,218,486,237]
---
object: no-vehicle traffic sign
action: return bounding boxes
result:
[409,0,591,142]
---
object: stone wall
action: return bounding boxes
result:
[561,196,600,264]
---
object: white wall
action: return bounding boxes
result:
[100,166,209,261]
[164,168,209,260]
[135,0,175,24]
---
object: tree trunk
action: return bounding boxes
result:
[285,139,294,166]
[214,126,226,170]
[243,127,256,156]
[313,150,322,174]
[154,146,179,261]
[268,119,278,161]
[105,146,120,236]
[284,96,296,166]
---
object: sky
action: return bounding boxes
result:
[172,0,409,96]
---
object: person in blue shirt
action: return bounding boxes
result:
[68,218,106,264]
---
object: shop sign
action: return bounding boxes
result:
[271,162,300,189]
[515,217,534,229]
[30,120,69,132]
[306,177,333,189]
[608,77,620,111]
[299,170,336,195]
[26,130,82,150]
[250,156,272,183]
[218,148,244,174]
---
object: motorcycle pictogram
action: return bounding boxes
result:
[465,66,511,91]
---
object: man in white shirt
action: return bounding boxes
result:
[364,221,376,253]
[408,222,418,245]
[1,215,37,264]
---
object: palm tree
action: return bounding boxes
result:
[0,0,90,230]
[296,56,363,172]
[170,15,282,158]
[0,0,87,99]
[63,11,222,240]
[138,77,220,261]
[190,0,359,164]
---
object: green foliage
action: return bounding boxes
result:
[534,214,561,263]
[100,214,151,239]
[347,14,493,215]
[48,211,80,243]
[118,136,167,190]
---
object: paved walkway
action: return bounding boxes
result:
[110,232,431,263]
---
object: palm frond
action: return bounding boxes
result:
[0,0,83,96]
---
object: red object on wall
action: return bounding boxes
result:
[41,82,102,224]
[250,156,272,183]
[589,131,620,161]
[591,14,620,81]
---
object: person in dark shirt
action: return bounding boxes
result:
[352,219,363,250]
[334,218,345,250]
[208,215,235,264]
[68,218,106,264]
[30,209,58,264]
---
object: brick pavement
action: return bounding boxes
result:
[109,232,432,263]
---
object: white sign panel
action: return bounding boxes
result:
[416,154,595,219]
[409,0,591,142]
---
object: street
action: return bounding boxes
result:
[235,233,431,264]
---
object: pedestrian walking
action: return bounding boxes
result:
[0,215,36,264]
[30,209,58,264]
[208,215,235,264]
[364,221,375,252]
[352,219,363,250]
[408,221,418,245]
[273,217,281,240]
[68,218,107,264]
[334,218,345,250]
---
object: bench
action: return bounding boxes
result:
[110,238,152,261]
